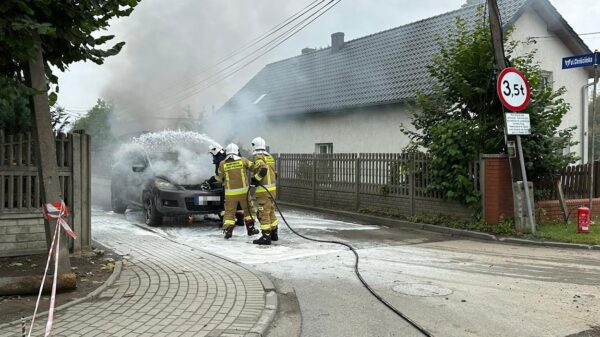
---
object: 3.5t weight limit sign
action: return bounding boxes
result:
[497,67,531,111]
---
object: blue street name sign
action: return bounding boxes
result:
[562,52,597,69]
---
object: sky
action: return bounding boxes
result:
[56,0,600,122]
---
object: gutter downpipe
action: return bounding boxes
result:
[583,82,594,163]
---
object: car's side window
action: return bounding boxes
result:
[128,151,148,173]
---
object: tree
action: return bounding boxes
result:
[0,0,139,277]
[0,0,140,132]
[71,99,116,151]
[402,9,577,205]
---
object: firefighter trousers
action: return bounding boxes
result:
[223,194,253,230]
[255,191,278,231]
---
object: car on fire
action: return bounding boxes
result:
[110,146,224,226]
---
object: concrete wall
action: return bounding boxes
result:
[511,7,592,162]
[0,213,46,257]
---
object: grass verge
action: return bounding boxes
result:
[528,221,600,245]
[358,208,600,245]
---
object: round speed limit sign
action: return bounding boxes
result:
[497,67,531,111]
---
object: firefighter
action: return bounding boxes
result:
[209,144,245,226]
[215,143,259,239]
[208,145,226,180]
[249,137,279,245]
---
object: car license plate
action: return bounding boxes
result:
[194,195,220,205]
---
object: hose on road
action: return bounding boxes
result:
[255,185,434,337]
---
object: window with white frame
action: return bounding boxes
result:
[315,143,333,154]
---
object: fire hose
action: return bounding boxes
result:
[250,184,434,337]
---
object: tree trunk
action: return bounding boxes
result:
[26,36,72,276]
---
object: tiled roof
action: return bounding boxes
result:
[218,0,576,116]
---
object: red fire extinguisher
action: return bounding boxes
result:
[577,207,590,233]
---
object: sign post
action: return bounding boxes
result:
[497,67,535,233]
[563,51,599,212]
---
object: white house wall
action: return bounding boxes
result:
[249,106,413,154]
[511,7,591,162]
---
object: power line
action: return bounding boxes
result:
[153,0,341,111]
[529,31,600,40]
[142,0,332,111]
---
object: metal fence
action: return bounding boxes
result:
[276,153,479,219]
[0,130,91,253]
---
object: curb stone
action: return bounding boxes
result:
[131,223,279,337]
[499,237,594,250]
[277,201,598,250]
[0,260,123,330]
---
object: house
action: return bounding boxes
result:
[217,0,593,160]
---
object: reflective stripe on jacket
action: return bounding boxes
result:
[216,157,254,196]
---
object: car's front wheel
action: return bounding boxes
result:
[144,196,163,226]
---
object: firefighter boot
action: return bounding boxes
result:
[235,211,245,226]
[271,226,278,241]
[223,226,234,239]
[253,231,271,245]
[245,220,259,236]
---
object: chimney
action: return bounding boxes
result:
[331,32,345,52]
[301,47,316,55]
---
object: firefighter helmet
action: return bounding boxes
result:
[208,144,223,156]
[251,137,266,152]
[225,143,240,156]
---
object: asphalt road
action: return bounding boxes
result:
[92,177,600,337]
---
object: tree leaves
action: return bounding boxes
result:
[404,6,577,206]
[1,0,140,85]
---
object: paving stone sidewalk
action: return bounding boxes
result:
[0,220,269,337]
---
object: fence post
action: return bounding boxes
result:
[275,154,281,200]
[355,154,361,211]
[83,134,91,250]
[71,133,82,253]
[409,153,415,216]
[312,153,317,206]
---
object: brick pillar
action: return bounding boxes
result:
[482,154,514,224]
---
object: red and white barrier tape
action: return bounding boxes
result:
[27,201,76,337]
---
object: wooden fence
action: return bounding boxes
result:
[276,153,479,219]
[0,130,91,256]
[537,161,600,200]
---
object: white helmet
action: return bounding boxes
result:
[208,144,223,156]
[225,143,239,156]
[251,137,266,152]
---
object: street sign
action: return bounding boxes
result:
[497,67,531,112]
[562,52,597,69]
[505,113,531,135]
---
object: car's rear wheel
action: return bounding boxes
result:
[144,197,163,226]
[110,184,127,214]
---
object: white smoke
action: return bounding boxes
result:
[114,130,221,185]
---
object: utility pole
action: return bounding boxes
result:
[487,0,522,181]
[26,35,72,276]
[487,0,534,232]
